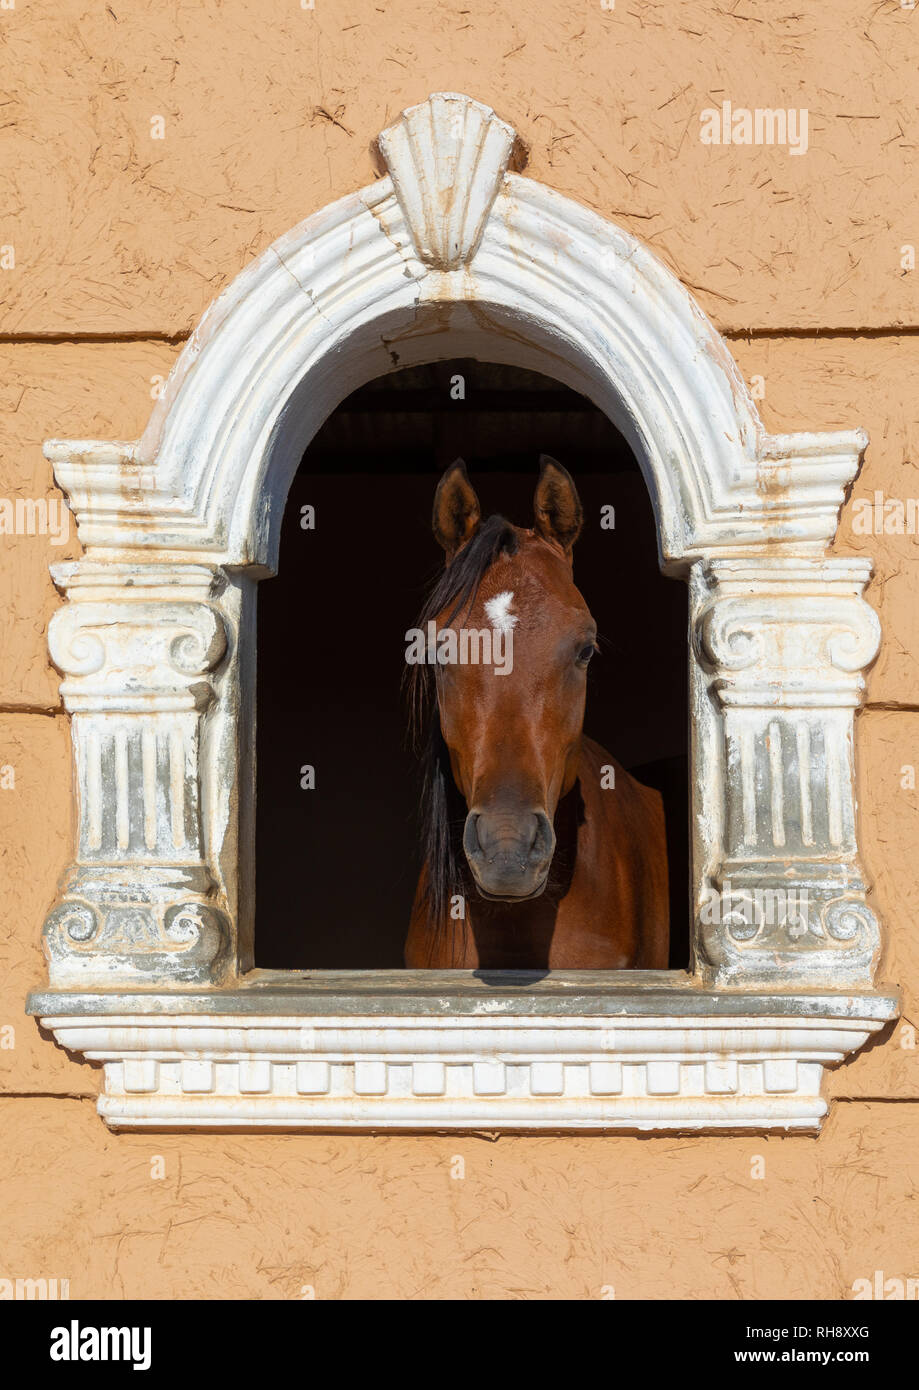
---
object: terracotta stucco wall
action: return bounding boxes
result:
[2,0,918,1299]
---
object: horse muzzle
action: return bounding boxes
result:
[462,808,556,901]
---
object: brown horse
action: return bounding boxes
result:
[405,456,669,970]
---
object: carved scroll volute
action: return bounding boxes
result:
[49,601,227,710]
[693,557,882,988]
[42,561,233,987]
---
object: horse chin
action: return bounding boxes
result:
[471,874,550,904]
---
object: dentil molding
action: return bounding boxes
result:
[30,979,895,1133]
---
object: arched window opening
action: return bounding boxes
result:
[255,360,689,970]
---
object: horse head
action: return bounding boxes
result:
[422,456,596,904]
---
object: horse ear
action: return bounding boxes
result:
[432,458,481,560]
[533,455,583,555]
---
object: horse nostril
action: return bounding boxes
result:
[463,812,484,861]
[528,812,554,866]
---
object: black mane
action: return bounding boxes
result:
[407,516,519,944]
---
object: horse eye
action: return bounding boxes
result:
[577,643,597,665]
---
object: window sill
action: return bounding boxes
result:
[28,971,898,1133]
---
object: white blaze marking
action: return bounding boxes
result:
[485,590,518,634]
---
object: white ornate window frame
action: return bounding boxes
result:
[28,94,897,1132]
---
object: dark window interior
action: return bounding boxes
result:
[255,361,689,969]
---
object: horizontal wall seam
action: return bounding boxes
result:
[832,1096,919,1104]
[0,331,190,346]
[1,327,919,348]
[0,705,64,718]
[0,1092,98,1102]
[2,1092,919,1109]
[723,326,919,340]
[7,702,916,716]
